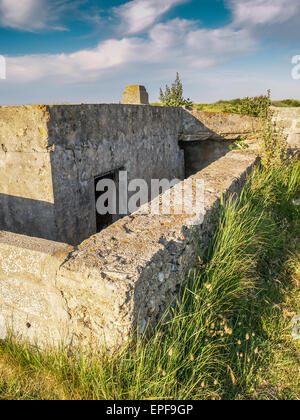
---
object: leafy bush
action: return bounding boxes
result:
[195,92,272,117]
[229,90,288,166]
[159,73,193,107]
[238,90,272,118]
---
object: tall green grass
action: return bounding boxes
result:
[0,159,299,400]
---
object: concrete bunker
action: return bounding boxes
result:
[0,104,262,246]
[0,104,187,245]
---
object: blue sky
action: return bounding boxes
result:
[0,0,299,105]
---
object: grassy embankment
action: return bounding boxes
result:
[151,99,300,113]
[194,99,300,114]
[0,158,299,400]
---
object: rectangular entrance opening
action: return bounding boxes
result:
[94,170,118,232]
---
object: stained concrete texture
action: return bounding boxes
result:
[123,85,149,105]
[0,231,73,346]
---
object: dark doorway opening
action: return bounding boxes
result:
[179,140,234,178]
[94,170,118,232]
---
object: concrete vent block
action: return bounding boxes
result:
[123,85,149,105]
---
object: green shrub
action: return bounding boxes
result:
[159,73,193,107]
[238,90,272,118]
[194,92,272,117]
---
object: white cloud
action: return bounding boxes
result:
[6,17,256,83]
[7,38,144,82]
[115,0,189,34]
[2,0,299,104]
[228,0,299,26]
[0,0,48,30]
[186,27,255,57]
[0,0,84,31]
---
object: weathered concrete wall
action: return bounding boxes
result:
[48,105,185,245]
[181,140,233,177]
[0,231,73,346]
[181,108,260,142]
[0,106,57,240]
[184,107,300,149]
[1,102,298,352]
[0,150,257,351]
[272,107,300,148]
[0,104,186,245]
[180,108,260,175]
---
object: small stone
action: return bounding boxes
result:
[158,272,165,283]
[139,319,147,334]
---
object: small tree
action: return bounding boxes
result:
[159,73,193,107]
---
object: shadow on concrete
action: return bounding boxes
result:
[180,108,235,177]
[180,139,234,178]
[0,194,60,242]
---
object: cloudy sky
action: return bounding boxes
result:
[0,0,299,105]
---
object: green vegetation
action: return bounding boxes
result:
[194,99,243,113]
[195,92,272,118]
[195,97,300,115]
[159,73,193,107]
[229,90,287,159]
[154,89,300,113]
[272,99,300,108]
[0,155,299,400]
[260,98,288,168]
